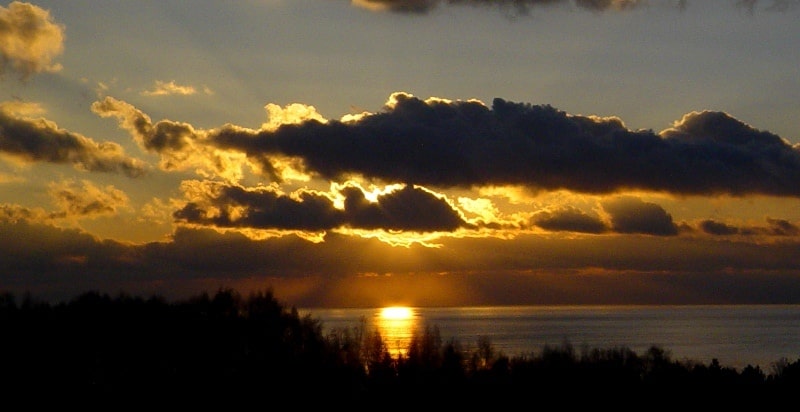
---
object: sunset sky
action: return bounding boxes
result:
[2,0,800,308]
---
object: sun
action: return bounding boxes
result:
[376,306,417,358]
[380,306,413,320]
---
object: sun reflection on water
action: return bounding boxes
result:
[375,306,417,358]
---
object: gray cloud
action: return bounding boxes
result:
[0,108,147,177]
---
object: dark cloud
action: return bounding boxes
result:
[700,217,800,237]
[342,184,469,231]
[0,108,147,177]
[700,219,740,236]
[574,0,642,11]
[209,93,800,197]
[353,0,795,14]
[0,1,64,80]
[4,219,800,305]
[531,206,607,233]
[353,0,438,13]
[602,197,678,236]
[173,181,470,233]
[174,183,343,231]
[93,93,800,197]
[767,218,800,236]
[353,0,644,14]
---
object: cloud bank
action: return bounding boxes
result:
[3,86,800,305]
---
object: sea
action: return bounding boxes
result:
[298,305,800,371]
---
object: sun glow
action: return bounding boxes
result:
[380,306,413,320]
[376,306,417,358]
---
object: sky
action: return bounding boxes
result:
[2,0,800,308]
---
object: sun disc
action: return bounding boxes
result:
[380,306,413,320]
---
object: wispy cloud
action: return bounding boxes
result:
[140,80,212,97]
[48,179,129,218]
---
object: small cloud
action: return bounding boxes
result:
[352,0,438,13]
[532,206,607,233]
[141,80,198,97]
[48,179,130,218]
[0,100,45,116]
[699,219,739,236]
[262,102,326,130]
[0,203,54,223]
[602,196,678,236]
[766,217,800,236]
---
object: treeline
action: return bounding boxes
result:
[2,288,799,400]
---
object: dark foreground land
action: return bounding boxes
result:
[2,288,799,403]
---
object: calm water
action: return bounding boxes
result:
[299,305,800,371]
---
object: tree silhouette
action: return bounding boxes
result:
[1,287,799,402]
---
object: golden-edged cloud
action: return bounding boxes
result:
[202,92,800,197]
[172,180,472,235]
[87,91,800,244]
[0,1,64,80]
[140,80,213,97]
[91,96,244,181]
[531,205,607,234]
[48,179,129,218]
